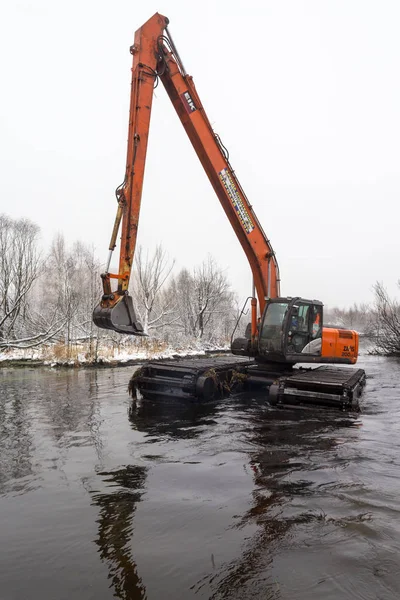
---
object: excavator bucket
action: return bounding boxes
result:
[93,295,146,336]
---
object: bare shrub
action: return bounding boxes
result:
[132,245,176,334]
[372,281,400,355]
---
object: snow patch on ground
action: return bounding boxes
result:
[0,341,229,367]
[0,347,45,362]
[112,346,207,363]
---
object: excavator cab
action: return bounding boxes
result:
[232,296,359,365]
[232,297,325,364]
[257,297,323,363]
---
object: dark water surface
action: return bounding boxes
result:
[1,355,399,599]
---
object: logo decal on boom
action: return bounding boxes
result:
[219,168,255,234]
[181,91,197,113]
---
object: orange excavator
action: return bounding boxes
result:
[93,13,365,408]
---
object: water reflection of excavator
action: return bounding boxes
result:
[93,13,365,409]
[91,400,360,599]
[91,466,148,600]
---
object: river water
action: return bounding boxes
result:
[0,354,399,599]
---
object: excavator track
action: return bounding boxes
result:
[267,366,366,410]
[129,356,366,410]
[129,356,253,402]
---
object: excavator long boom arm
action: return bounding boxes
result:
[93,13,280,336]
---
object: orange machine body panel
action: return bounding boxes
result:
[322,328,359,364]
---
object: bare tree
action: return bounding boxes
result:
[82,244,103,359]
[372,281,400,355]
[0,217,236,354]
[44,234,79,354]
[193,257,233,338]
[67,241,103,358]
[168,268,193,339]
[42,234,104,358]
[0,215,41,345]
[132,245,176,334]
[169,256,234,341]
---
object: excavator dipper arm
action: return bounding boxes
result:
[93,13,280,338]
[93,14,166,335]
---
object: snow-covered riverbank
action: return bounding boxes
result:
[0,340,230,367]
[0,336,378,368]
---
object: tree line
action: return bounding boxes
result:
[1,213,399,359]
[0,214,238,359]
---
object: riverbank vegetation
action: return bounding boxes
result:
[0,215,235,364]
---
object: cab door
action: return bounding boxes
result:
[257,298,323,363]
[258,301,289,356]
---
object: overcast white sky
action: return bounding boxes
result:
[1,0,399,309]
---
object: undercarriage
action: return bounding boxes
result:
[129,355,366,411]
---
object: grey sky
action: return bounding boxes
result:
[1,0,399,309]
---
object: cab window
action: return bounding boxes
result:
[287,303,323,356]
[259,302,288,353]
[290,304,310,332]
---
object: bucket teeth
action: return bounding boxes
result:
[93,295,146,336]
